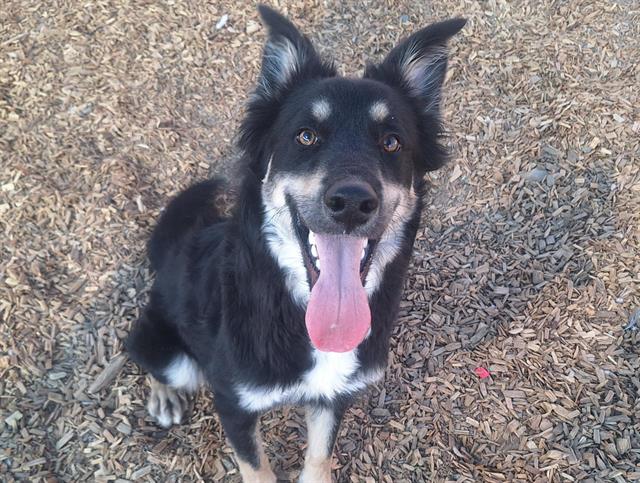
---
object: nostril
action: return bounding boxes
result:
[328,196,346,212]
[359,197,378,214]
[327,196,346,213]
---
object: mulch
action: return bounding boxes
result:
[1,0,639,481]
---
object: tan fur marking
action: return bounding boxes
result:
[370,100,390,122]
[236,457,276,483]
[299,407,335,483]
[311,99,331,121]
[260,168,327,306]
[234,428,276,483]
[364,180,417,295]
[263,169,325,209]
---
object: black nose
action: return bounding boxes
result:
[324,180,379,229]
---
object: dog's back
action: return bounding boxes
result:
[148,178,227,271]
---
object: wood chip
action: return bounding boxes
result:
[89,354,127,394]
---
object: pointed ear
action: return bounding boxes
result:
[364,18,466,114]
[255,5,335,99]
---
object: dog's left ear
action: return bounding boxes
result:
[365,18,466,174]
[365,18,466,114]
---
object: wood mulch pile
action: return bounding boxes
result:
[1,0,638,481]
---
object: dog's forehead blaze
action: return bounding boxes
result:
[311,99,331,121]
[369,101,390,123]
[293,78,400,125]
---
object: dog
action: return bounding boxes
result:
[126,5,465,482]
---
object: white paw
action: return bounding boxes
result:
[147,378,189,428]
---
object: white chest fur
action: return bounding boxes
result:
[236,349,384,412]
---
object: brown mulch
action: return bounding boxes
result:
[1,0,639,482]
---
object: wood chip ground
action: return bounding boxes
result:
[1,1,638,481]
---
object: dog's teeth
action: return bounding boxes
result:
[308,231,316,245]
[315,258,320,270]
[361,248,366,260]
[311,244,318,258]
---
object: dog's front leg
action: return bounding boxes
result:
[299,404,347,483]
[217,404,276,483]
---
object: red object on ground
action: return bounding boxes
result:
[475,367,491,379]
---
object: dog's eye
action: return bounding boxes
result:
[381,134,401,153]
[296,129,318,146]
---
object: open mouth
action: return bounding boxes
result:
[291,208,378,289]
[287,200,378,353]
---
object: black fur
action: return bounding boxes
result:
[126,5,465,476]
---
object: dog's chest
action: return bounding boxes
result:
[236,350,383,412]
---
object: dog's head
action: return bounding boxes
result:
[239,6,465,353]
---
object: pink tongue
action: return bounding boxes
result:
[305,235,371,353]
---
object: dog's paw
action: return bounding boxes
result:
[147,377,189,428]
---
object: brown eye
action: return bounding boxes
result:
[382,134,401,153]
[296,129,318,146]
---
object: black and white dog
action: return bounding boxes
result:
[126,6,465,482]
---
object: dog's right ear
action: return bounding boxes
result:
[255,5,335,100]
[239,6,335,179]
